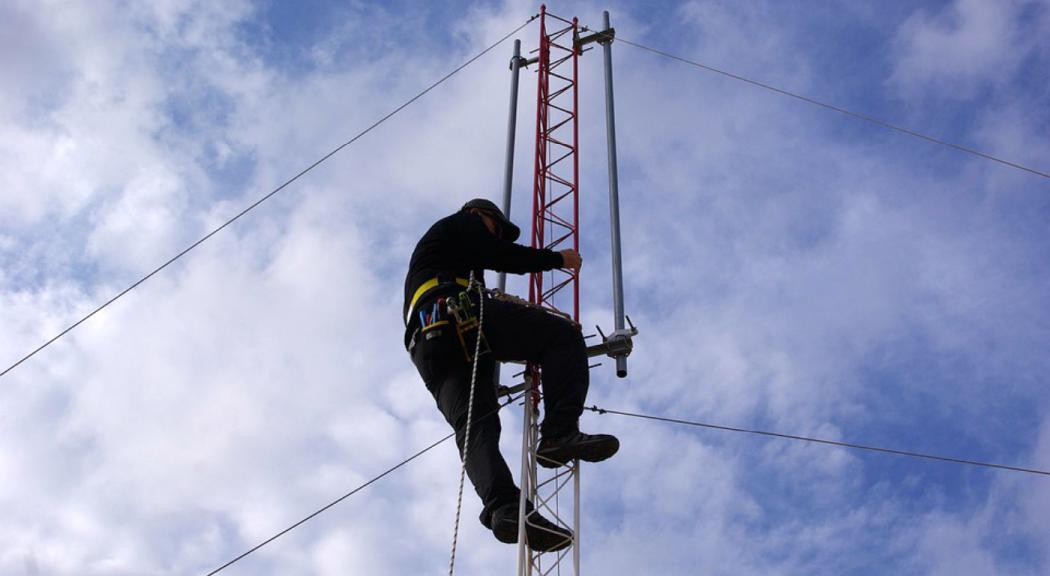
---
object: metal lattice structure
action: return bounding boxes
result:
[517,7,582,576]
[527,10,580,319]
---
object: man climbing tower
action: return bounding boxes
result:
[403,198,619,551]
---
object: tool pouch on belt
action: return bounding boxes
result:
[445,289,490,363]
[416,296,450,344]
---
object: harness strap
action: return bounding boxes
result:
[406,276,469,324]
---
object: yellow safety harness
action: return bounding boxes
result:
[405,276,470,325]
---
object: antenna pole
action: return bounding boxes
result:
[495,39,525,392]
[599,11,629,377]
[499,39,524,294]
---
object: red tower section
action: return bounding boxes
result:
[529,7,580,322]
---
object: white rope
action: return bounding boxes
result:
[448,273,486,576]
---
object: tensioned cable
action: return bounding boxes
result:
[204,398,1046,575]
[205,434,450,576]
[205,396,1047,576]
[585,405,1050,477]
[0,14,539,381]
[204,392,526,576]
[580,27,1050,181]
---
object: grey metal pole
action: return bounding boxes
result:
[573,460,581,572]
[601,11,629,377]
[516,393,534,576]
[499,39,523,294]
[497,40,524,393]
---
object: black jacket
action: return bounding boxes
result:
[403,210,563,344]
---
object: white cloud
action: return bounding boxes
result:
[1,1,1048,574]
[889,0,1044,100]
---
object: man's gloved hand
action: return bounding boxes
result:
[559,249,582,273]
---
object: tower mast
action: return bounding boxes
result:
[501,7,636,574]
[519,6,582,575]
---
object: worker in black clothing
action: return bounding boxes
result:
[404,198,619,551]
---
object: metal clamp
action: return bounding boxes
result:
[586,315,639,377]
[575,26,615,51]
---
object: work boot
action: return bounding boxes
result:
[488,502,573,552]
[536,430,620,469]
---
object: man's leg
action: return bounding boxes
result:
[411,334,519,526]
[483,297,589,437]
[484,296,618,467]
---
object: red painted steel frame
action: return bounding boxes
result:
[529,7,580,325]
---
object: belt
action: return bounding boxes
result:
[405,276,469,325]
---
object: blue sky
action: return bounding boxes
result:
[1,1,1048,574]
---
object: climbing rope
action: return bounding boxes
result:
[448,273,486,575]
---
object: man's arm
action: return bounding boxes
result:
[461,213,571,274]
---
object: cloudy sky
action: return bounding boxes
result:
[2,0,1049,574]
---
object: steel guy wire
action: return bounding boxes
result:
[0,14,539,381]
[204,391,527,576]
[583,28,1050,181]
[203,398,1049,576]
[585,405,1050,478]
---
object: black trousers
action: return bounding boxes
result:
[409,294,589,525]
